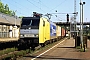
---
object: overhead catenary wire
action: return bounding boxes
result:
[49,0,67,12]
[13,0,33,12]
[2,0,27,16]
[11,0,34,16]
[26,0,46,13]
[2,0,69,17]
[57,16,66,21]
[32,0,68,15]
[32,0,50,9]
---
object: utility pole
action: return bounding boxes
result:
[74,0,77,37]
[80,0,83,48]
[14,10,17,27]
[80,0,85,48]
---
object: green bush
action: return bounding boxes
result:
[0,48,17,56]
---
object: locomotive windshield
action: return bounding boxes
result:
[21,17,40,26]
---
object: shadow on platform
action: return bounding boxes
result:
[57,47,75,48]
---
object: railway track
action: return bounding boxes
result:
[0,51,18,60]
[0,37,67,60]
[0,45,42,60]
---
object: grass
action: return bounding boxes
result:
[76,46,87,52]
[76,46,81,49]
[2,49,31,60]
[80,48,88,52]
[0,48,17,56]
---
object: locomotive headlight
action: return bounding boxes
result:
[35,34,39,37]
[20,35,23,37]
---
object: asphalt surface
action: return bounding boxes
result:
[17,38,90,60]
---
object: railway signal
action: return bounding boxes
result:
[67,14,69,23]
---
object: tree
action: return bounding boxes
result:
[4,4,9,14]
[0,0,4,13]
[12,11,15,16]
[0,0,16,16]
[8,10,12,16]
[19,16,23,18]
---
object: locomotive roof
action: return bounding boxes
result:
[22,17,40,19]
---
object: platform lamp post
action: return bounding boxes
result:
[14,10,17,27]
[80,0,85,48]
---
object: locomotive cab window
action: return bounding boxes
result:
[21,17,40,27]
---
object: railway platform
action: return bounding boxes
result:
[17,37,90,60]
[0,38,19,42]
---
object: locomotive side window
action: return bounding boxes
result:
[43,21,45,26]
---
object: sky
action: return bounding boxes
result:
[1,0,90,22]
